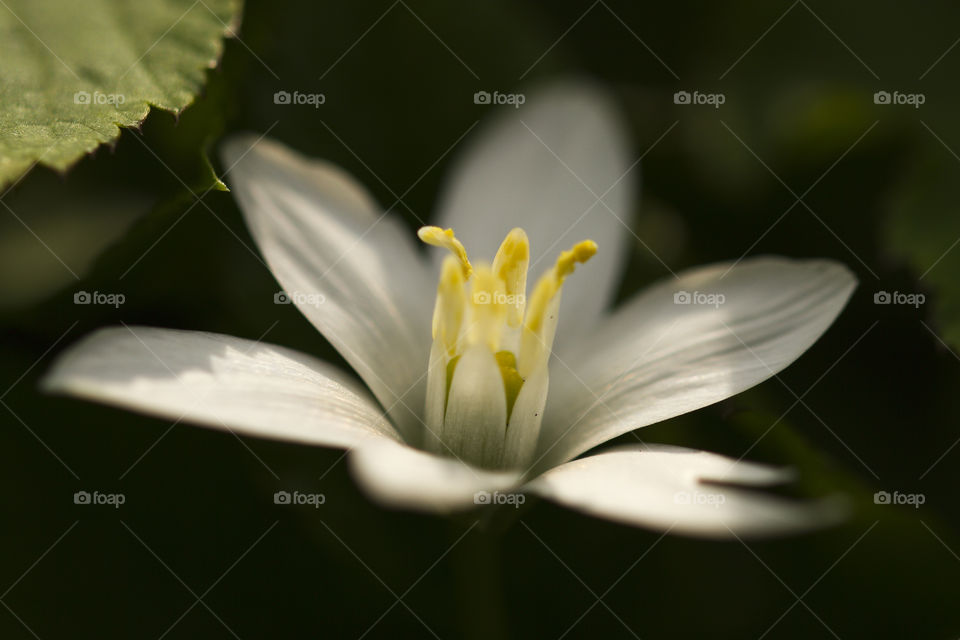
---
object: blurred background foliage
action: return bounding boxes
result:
[2,0,959,637]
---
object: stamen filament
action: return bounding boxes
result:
[519,240,597,377]
[492,227,530,328]
[469,265,506,352]
[433,256,466,355]
[525,240,598,333]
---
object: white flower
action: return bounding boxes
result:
[43,82,856,537]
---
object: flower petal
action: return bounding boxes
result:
[421,340,447,453]
[527,444,845,538]
[443,345,507,468]
[349,440,521,512]
[539,257,856,467]
[502,364,549,470]
[221,135,434,440]
[42,327,400,448]
[433,81,636,343]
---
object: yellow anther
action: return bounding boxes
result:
[418,226,473,278]
[433,256,466,355]
[556,240,598,278]
[525,240,598,333]
[469,264,506,352]
[492,228,530,328]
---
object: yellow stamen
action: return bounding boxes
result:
[418,226,473,278]
[518,239,597,378]
[433,256,466,355]
[420,227,598,378]
[525,240,598,333]
[422,226,600,469]
[492,228,530,328]
[469,264,506,352]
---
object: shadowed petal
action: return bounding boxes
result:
[528,444,845,538]
[349,440,522,512]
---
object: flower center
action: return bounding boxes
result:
[417,226,596,470]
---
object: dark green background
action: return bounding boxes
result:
[2,1,959,637]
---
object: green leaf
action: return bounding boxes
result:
[0,0,241,189]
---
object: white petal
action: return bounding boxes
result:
[42,327,401,448]
[221,135,434,440]
[433,81,636,344]
[349,440,521,512]
[540,257,856,468]
[421,339,447,453]
[443,345,507,468]
[528,444,845,538]
[501,364,549,470]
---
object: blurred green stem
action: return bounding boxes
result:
[449,518,507,640]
